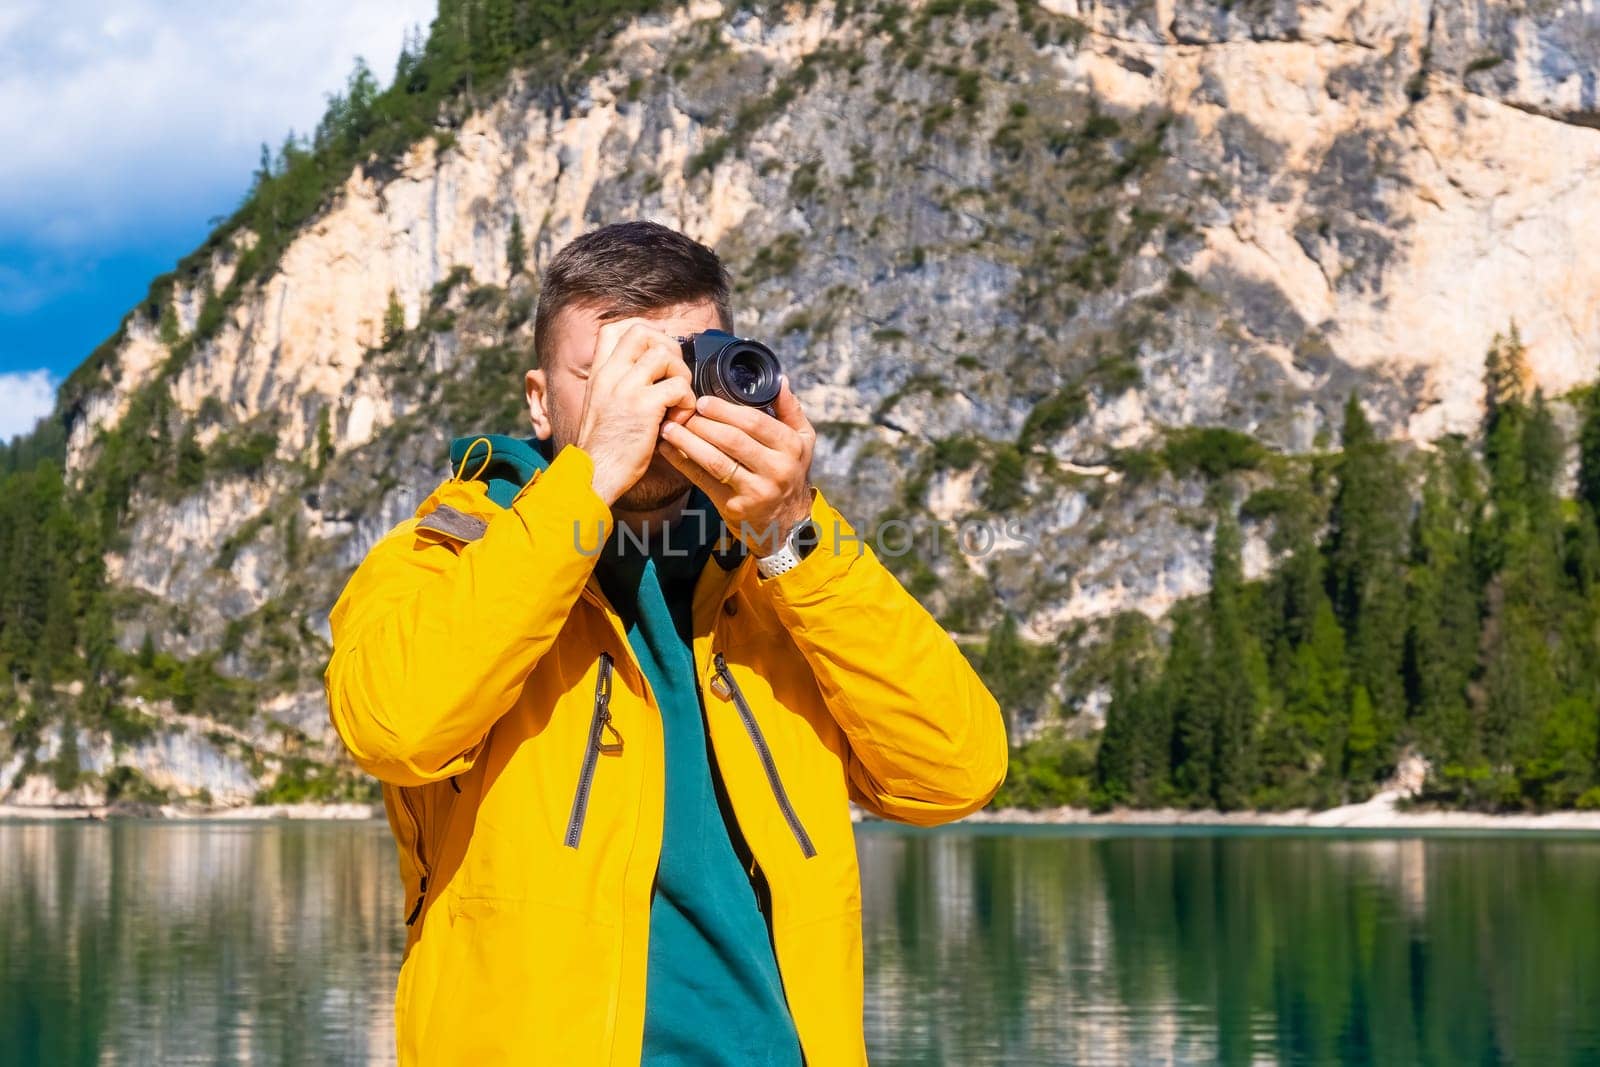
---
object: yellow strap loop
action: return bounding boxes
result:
[453,437,494,482]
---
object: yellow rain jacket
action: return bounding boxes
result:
[323,444,1008,1064]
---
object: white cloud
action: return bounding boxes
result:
[0,369,57,440]
[0,0,436,248]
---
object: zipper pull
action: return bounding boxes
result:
[595,652,622,753]
[405,874,428,926]
[598,709,624,754]
[710,651,731,698]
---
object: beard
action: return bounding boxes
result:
[614,454,692,512]
[547,401,691,513]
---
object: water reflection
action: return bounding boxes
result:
[860,827,1600,1066]
[0,820,402,1065]
[4,822,1600,1065]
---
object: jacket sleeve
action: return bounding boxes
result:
[757,489,1009,826]
[323,445,613,787]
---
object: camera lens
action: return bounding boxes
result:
[727,351,767,399]
[696,337,781,409]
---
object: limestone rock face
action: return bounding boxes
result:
[21,0,1599,802]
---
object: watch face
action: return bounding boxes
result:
[793,519,821,559]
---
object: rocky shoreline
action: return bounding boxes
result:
[0,801,381,821]
[9,789,1600,832]
[964,789,1600,833]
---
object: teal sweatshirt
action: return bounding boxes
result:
[447,434,803,1067]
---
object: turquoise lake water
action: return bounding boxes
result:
[3,819,1598,1064]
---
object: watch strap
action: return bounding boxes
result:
[755,518,817,579]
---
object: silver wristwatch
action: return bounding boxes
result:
[755,518,820,579]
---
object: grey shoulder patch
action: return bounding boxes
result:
[417,503,488,543]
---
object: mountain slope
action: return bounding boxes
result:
[5,0,1599,806]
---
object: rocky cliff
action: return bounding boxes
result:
[9,0,1599,806]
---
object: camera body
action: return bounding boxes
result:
[677,330,783,414]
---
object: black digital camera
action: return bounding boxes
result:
[676,330,783,413]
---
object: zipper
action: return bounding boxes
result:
[405,874,427,925]
[564,652,624,849]
[712,652,817,858]
[398,787,429,925]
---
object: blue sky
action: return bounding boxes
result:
[0,0,435,440]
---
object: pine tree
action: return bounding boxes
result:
[1263,597,1347,806]
[1274,496,1327,651]
[978,613,1051,735]
[1166,602,1213,806]
[1345,685,1378,783]
[1208,501,1260,809]
[1096,655,1140,805]
[1404,440,1483,768]
[52,706,80,792]
[1569,504,1600,598]
[158,299,181,346]
[507,212,527,278]
[1478,582,1560,776]
[1522,691,1600,808]
[1133,670,1174,806]
[1475,336,1570,802]
[393,26,422,89]
[1095,614,1157,804]
[4,468,54,676]
[79,593,115,730]
[383,290,406,351]
[251,142,273,192]
[1481,328,1533,576]
[317,407,335,473]
[1324,394,1408,783]
[176,425,205,489]
[1484,323,1531,427]
[1578,386,1600,530]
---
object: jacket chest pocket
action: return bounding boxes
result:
[710,651,818,859]
[563,651,625,849]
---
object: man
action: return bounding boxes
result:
[323,220,1007,1065]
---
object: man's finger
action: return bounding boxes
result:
[666,414,776,471]
[659,420,746,486]
[657,439,732,501]
[662,399,696,427]
[772,376,811,437]
[621,338,685,388]
[591,317,646,375]
[644,377,697,424]
[694,393,797,452]
[594,319,669,381]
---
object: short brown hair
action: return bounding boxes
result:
[533,220,732,368]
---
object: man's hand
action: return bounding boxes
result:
[657,377,816,554]
[576,319,696,506]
